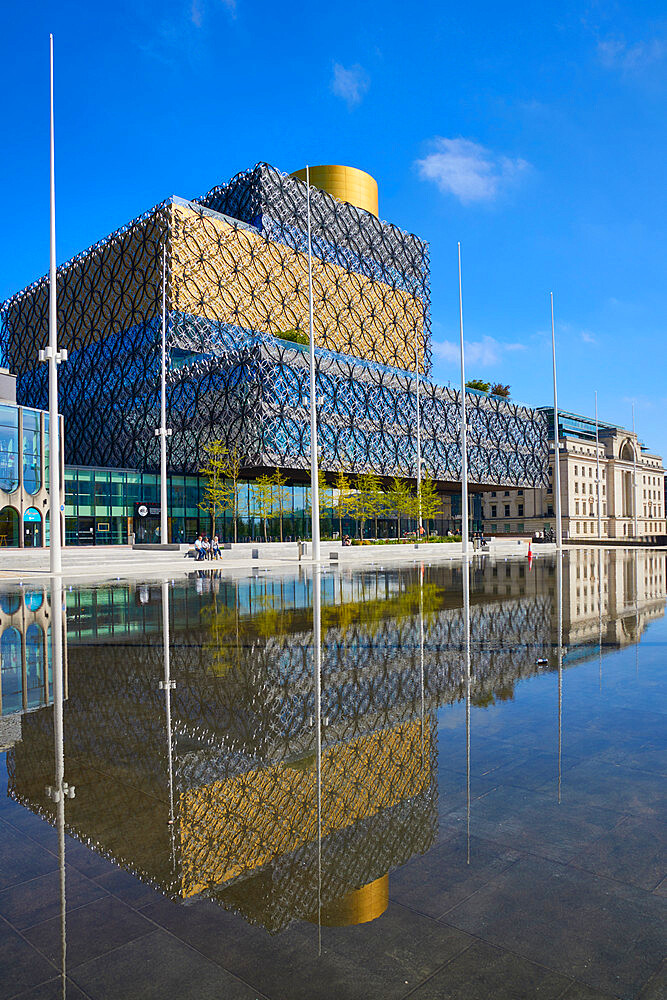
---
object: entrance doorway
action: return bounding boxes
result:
[134,502,163,543]
[23,508,43,547]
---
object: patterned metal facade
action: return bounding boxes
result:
[0,163,548,487]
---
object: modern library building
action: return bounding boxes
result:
[0,162,548,545]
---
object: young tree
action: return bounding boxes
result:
[307,468,332,539]
[252,475,276,542]
[223,444,243,543]
[199,440,234,539]
[388,477,414,539]
[334,468,352,539]
[418,470,440,538]
[201,442,243,542]
[270,468,289,542]
[349,472,386,540]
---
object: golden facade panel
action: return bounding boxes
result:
[171,203,424,372]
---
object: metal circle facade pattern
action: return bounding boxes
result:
[0,163,548,487]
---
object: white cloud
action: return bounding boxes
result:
[331,63,370,109]
[598,36,667,72]
[433,335,526,367]
[415,137,529,204]
[191,0,235,27]
[581,330,597,344]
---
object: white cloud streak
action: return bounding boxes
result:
[331,63,370,109]
[598,36,666,72]
[415,137,529,204]
[191,0,235,27]
[433,335,526,367]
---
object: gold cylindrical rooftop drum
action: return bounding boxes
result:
[291,165,379,218]
[308,874,389,926]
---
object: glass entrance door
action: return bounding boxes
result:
[23,508,43,547]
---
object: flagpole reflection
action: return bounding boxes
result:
[463,558,471,864]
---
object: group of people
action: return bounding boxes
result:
[194,535,221,560]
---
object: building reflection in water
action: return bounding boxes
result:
[1,548,665,946]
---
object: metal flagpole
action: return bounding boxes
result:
[458,244,469,558]
[306,166,321,561]
[556,551,563,804]
[550,293,563,551]
[158,244,171,544]
[419,565,425,765]
[595,391,602,539]
[415,330,423,535]
[463,557,471,863]
[47,35,65,574]
[598,548,603,692]
[632,402,638,539]
[160,580,176,869]
[47,577,71,998]
[313,564,323,955]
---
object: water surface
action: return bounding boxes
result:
[0,548,665,999]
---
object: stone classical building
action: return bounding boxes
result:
[482,408,666,541]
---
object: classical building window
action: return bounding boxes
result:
[518,504,524,516]
[491,505,497,517]
[504,505,510,517]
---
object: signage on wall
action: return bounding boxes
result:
[23,508,41,523]
[134,502,161,518]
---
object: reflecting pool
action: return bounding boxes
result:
[0,548,665,1000]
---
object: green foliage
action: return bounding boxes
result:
[277,327,309,347]
[348,472,387,539]
[387,477,415,537]
[490,383,511,398]
[466,379,491,393]
[199,441,243,542]
[252,475,277,542]
[270,468,289,542]
[306,467,333,537]
[199,440,236,538]
[418,470,440,537]
[334,468,353,537]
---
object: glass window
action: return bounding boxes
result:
[1,626,22,714]
[0,404,19,493]
[0,506,19,547]
[0,592,20,615]
[24,590,44,612]
[25,623,45,710]
[22,409,41,495]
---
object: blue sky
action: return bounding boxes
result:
[1,1,666,456]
